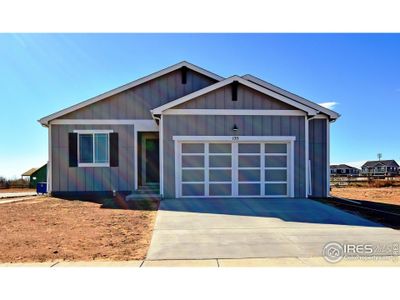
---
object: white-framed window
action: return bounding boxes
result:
[74,130,112,167]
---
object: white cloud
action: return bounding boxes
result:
[318,102,338,109]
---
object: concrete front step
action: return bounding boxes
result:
[125,193,161,201]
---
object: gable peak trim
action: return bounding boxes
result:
[38,61,224,126]
[151,75,319,115]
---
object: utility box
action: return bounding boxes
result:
[37,182,47,194]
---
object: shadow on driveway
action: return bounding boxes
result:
[159,198,383,227]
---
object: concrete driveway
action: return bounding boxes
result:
[147,198,400,260]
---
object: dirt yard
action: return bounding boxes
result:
[331,187,400,206]
[0,188,35,193]
[0,196,157,263]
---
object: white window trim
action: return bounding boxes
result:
[74,130,113,167]
[163,109,307,116]
[173,136,296,142]
[174,136,295,198]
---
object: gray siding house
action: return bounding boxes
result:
[330,164,360,176]
[39,61,340,199]
[361,160,400,177]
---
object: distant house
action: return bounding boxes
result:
[330,164,360,176]
[360,160,400,177]
[21,164,47,188]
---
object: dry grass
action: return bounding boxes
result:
[331,186,400,206]
[0,196,157,263]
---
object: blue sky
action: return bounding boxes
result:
[0,33,399,178]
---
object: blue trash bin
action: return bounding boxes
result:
[37,182,47,194]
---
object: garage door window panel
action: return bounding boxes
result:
[239,169,260,182]
[239,156,260,168]
[239,183,261,196]
[209,183,232,196]
[182,155,204,168]
[182,184,205,196]
[182,169,204,182]
[209,143,231,154]
[209,169,231,182]
[182,143,204,154]
[209,156,231,168]
[265,156,287,168]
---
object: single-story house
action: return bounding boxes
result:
[21,164,48,188]
[21,168,37,180]
[330,164,360,176]
[39,61,340,199]
[361,160,399,177]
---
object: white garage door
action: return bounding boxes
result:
[175,138,294,198]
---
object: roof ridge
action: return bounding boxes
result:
[38,61,224,126]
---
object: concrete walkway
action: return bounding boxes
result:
[0,192,37,199]
[1,257,399,267]
[147,198,400,260]
[0,194,38,204]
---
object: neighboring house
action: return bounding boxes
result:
[21,168,37,186]
[39,61,340,199]
[330,164,360,176]
[360,160,400,177]
[21,164,47,188]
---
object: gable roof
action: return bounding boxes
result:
[21,168,37,177]
[151,76,320,115]
[362,160,399,168]
[242,74,340,120]
[31,164,47,176]
[38,61,224,126]
[330,164,359,170]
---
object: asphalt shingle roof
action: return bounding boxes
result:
[361,160,399,168]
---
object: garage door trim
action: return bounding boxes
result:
[174,136,295,198]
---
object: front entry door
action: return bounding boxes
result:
[141,133,160,185]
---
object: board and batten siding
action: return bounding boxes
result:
[60,69,217,120]
[162,115,305,199]
[308,119,328,197]
[51,124,134,193]
[174,84,296,110]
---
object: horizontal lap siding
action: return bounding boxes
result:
[163,115,305,198]
[309,119,327,197]
[61,69,216,120]
[51,124,134,192]
[174,84,297,110]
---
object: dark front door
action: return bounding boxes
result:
[145,138,159,184]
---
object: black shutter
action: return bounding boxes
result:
[68,132,78,167]
[232,81,238,101]
[181,66,187,84]
[110,132,119,167]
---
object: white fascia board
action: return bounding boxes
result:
[38,61,224,126]
[173,136,296,142]
[152,76,319,115]
[163,109,306,116]
[50,119,159,131]
[243,74,340,120]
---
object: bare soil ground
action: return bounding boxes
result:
[0,188,35,193]
[0,196,157,263]
[331,187,400,206]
